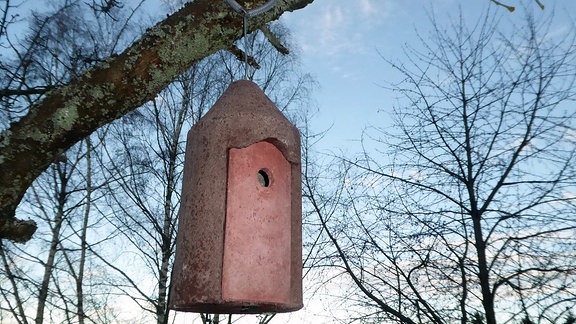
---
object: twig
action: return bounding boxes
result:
[260,25,289,55]
[227,44,261,69]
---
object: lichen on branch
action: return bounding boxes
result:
[0,0,316,243]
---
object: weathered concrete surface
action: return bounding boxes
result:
[169,80,302,313]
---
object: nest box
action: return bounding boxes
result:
[169,80,303,314]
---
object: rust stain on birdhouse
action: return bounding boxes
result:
[169,80,302,314]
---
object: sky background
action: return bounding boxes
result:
[279,0,575,156]
[275,1,576,322]
[5,0,575,323]
[145,1,576,322]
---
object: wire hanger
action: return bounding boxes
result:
[224,0,278,79]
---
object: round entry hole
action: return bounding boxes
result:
[257,169,270,187]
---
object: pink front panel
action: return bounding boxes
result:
[223,141,292,304]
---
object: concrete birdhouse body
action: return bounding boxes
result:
[169,80,303,314]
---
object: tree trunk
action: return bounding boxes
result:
[0,240,30,324]
[471,214,496,324]
[76,138,92,324]
[157,135,178,324]
[36,177,67,324]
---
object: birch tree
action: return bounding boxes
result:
[1,2,141,322]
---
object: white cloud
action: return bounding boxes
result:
[283,0,395,57]
[359,0,376,16]
[562,192,576,200]
[563,129,576,143]
[318,4,345,32]
[313,4,350,55]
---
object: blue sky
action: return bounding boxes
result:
[174,2,576,322]
[279,5,576,319]
[280,0,575,155]
[4,1,575,323]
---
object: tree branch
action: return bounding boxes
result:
[0,86,56,98]
[227,45,261,69]
[260,24,289,55]
[0,0,316,242]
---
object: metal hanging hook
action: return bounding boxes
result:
[224,0,278,19]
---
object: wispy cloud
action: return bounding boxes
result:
[359,0,376,16]
[316,4,346,54]
[319,4,345,31]
[284,0,394,57]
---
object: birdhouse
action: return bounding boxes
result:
[169,80,303,314]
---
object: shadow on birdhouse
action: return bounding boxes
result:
[169,80,303,314]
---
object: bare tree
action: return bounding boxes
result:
[0,2,140,322]
[0,134,115,323]
[307,10,576,324]
[1,1,315,321]
[97,64,212,324]
[98,22,313,323]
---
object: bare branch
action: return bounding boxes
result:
[227,44,261,69]
[260,24,289,55]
